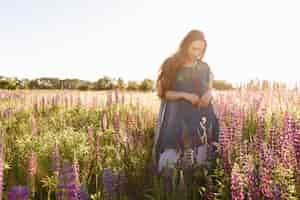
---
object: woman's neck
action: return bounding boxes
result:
[183,58,204,68]
[183,60,194,68]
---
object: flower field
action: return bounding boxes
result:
[0,86,300,200]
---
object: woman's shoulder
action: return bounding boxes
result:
[199,61,210,70]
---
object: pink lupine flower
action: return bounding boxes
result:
[243,155,259,200]
[219,120,231,174]
[231,163,244,200]
[106,92,112,107]
[95,133,101,161]
[31,116,38,136]
[73,157,81,200]
[259,144,274,199]
[112,112,120,134]
[87,127,94,146]
[0,139,4,200]
[114,89,119,104]
[28,151,37,177]
[101,111,108,132]
[41,96,45,111]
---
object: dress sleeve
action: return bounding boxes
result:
[207,65,214,89]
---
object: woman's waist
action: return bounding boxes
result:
[175,82,209,95]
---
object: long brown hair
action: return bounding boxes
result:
[156,29,207,99]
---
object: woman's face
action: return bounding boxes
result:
[187,40,206,62]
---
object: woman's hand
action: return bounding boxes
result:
[182,93,200,107]
[197,90,212,108]
[196,99,208,108]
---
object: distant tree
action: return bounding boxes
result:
[127,80,139,91]
[16,78,29,89]
[77,81,93,90]
[116,77,125,89]
[78,84,89,91]
[28,79,39,89]
[212,80,234,90]
[61,79,81,89]
[95,76,114,90]
[0,79,17,89]
[139,78,154,91]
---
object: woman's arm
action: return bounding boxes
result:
[164,90,186,101]
[162,90,201,106]
[197,89,213,107]
[197,70,214,107]
[157,79,194,102]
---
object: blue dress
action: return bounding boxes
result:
[154,62,220,162]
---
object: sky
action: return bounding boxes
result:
[0,0,299,87]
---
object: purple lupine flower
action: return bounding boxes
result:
[280,115,297,170]
[219,120,231,174]
[41,95,45,110]
[269,126,277,151]
[8,186,30,200]
[0,139,4,200]
[254,116,265,156]
[273,184,281,200]
[281,133,297,170]
[232,109,244,157]
[252,167,260,200]
[28,151,37,177]
[101,112,108,132]
[114,89,119,104]
[243,155,259,200]
[95,133,101,161]
[102,168,115,200]
[79,184,90,200]
[292,129,300,167]
[126,113,136,132]
[274,130,284,161]
[57,160,78,200]
[73,158,81,200]
[112,112,120,134]
[162,168,173,193]
[70,95,74,107]
[259,144,273,199]
[106,92,112,107]
[51,143,60,173]
[230,163,244,200]
[87,127,94,146]
[116,170,128,194]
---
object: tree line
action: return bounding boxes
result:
[0,75,234,91]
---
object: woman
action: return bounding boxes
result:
[152,29,220,173]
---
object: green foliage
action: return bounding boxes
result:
[139,79,154,91]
